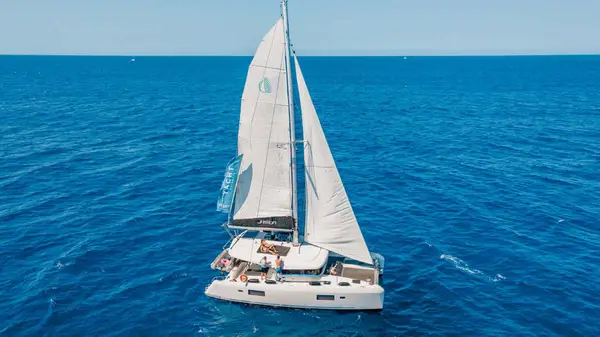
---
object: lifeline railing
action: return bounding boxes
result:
[222,229,248,250]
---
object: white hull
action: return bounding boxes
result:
[206,233,385,310]
[205,275,384,310]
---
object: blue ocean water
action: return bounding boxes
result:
[1,55,600,336]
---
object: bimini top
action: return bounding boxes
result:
[228,235,329,271]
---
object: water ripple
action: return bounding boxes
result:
[1,55,600,336]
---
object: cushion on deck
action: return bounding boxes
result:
[256,244,291,256]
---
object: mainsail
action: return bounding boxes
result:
[294,56,373,264]
[232,18,294,230]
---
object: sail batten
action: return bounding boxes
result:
[232,18,294,230]
[295,56,372,265]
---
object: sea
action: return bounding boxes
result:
[1,55,599,336]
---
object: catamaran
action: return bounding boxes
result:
[205,0,385,310]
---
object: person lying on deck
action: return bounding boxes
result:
[260,239,278,255]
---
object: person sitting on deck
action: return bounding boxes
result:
[219,258,231,269]
[329,264,337,276]
[259,239,278,255]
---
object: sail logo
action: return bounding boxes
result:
[258,219,277,225]
[258,77,272,93]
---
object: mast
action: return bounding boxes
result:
[282,0,299,244]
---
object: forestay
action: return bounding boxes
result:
[294,56,373,264]
[232,19,294,230]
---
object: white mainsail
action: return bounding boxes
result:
[294,56,373,264]
[233,19,293,226]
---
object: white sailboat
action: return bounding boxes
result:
[205,0,385,310]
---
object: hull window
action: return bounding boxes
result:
[316,295,335,301]
[248,290,266,296]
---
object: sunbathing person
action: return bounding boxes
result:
[260,239,278,255]
[219,258,230,269]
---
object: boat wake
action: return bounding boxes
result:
[440,254,505,282]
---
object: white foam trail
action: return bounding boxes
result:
[440,254,483,275]
[441,254,506,283]
[58,237,89,259]
[490,274,506,282]
[55,261,71,269]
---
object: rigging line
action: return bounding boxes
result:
[249,64,287,72]
[282,0,298,235]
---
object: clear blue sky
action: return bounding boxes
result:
[1,0,599,56]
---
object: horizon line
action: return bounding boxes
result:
[1,52,600,58]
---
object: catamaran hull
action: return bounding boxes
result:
[205,279,384,310]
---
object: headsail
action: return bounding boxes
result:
[294,56,373,264]
[232,18,294,231]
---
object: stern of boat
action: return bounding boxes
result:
[371,252,385,285]
[204,276,225,300]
